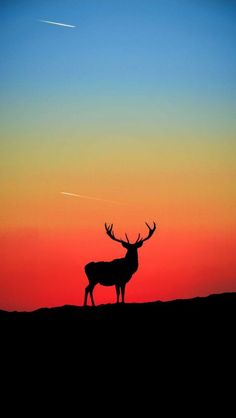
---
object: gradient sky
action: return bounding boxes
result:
[1,0,236,310]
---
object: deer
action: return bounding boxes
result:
[84,222,156,306]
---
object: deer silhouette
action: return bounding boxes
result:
[84,222,156,306]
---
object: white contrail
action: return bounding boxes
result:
[61,192,122,205]
[38,19,76,28]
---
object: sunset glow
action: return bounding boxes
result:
[1,1,236,310]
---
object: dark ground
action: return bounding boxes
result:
[1,292,235,334]
[1,293,235,384]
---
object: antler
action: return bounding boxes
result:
[105,222,156,245]
[137,222,156,243]
[105,223,127,244]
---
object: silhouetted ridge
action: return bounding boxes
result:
[1,292,235,322]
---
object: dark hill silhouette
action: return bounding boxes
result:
[1,292,235,325]
[1,293,235,365]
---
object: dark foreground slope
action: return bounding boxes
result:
[1,296,234,402]
[1,293,235,366]
[0,292,235,327]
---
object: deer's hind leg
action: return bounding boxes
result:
[89,283,96,306]
[84,282,96,306]
[84,285,90,306]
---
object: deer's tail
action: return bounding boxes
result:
[84,262,95,281]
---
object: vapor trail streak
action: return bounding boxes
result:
[38,19,76,28]
[61,192,122,204]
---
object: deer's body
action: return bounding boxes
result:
[84,222,156,306]
[85,248,138,287]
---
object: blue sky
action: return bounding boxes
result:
[1,0,236,97]
[0,0,236,143]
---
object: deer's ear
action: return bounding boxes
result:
[122,242,129,249]
[136,241,143,248]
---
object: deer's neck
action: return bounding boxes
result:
[125,249,138,273]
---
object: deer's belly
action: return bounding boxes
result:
[98,277,117,286]
[96,268,121,286]
[98,273,132,286]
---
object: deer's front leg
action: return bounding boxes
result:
[115,284,120,303]
[121,284,126,304]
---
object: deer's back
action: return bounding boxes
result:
[85,259,131,285]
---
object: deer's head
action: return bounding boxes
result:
[105,222,156,249]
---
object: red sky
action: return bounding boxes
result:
[1,224,235,311]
